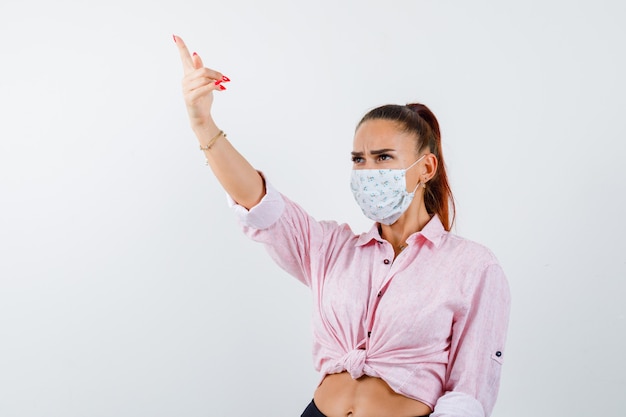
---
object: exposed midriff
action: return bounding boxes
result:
[314,372,432,417]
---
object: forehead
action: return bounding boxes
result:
[353,119,417,151]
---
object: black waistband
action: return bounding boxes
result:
[300,399,430,417]
[300,400,326,417]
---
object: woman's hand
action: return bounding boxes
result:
[174,35,229,128]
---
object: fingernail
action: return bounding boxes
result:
[221,75,230,82]
[192,52,198,57]
[172,34,177,43]
[219,85,226,91]
[214,80,222,86]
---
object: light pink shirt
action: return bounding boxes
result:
[229,180,510,417]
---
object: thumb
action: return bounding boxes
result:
[192,52,204,69]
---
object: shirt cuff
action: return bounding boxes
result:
[226,177,285,230]
[430,391,485,417]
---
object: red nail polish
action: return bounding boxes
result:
[221,75,230,82]
[214,80,222,86]
[193,52,198,57]
[219,85,226,91]
[172,34,177,43]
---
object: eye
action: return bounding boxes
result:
[352,156,364,164]
[377,154,392,161]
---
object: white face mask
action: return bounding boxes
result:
[350,155,425,225]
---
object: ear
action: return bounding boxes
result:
[422,153,438,184]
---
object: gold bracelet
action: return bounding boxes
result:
[199,130,225,151]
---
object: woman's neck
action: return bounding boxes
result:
[379,200,431,256]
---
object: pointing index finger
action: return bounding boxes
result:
[173,35,194,74]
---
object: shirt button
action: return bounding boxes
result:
[367,331,372,338]
[383,259,390,264]
[496,351,502,357]
[377,291,383,297]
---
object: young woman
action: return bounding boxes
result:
[174,35,510,417]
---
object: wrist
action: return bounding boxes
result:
[191,118,219,137]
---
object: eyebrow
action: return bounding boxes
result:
[351,148,396,157]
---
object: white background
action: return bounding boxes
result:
[1,1,625,416]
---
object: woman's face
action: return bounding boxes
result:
[352,119,425,191]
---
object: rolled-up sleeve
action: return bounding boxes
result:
[227,179,286,230]
[431,263,511,417]
[227,178,334,287]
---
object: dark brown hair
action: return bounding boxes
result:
[357,103,456,231]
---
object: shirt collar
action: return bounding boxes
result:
[355,223,384,247]
[354,215,447,248]
[413,214,446,248]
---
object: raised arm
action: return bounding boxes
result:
[174,35,264,209]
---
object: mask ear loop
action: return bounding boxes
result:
[405,154,426,171]
[406,154,427,194]
[409,181,422,194]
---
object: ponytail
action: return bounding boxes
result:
[357,103,456,230]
